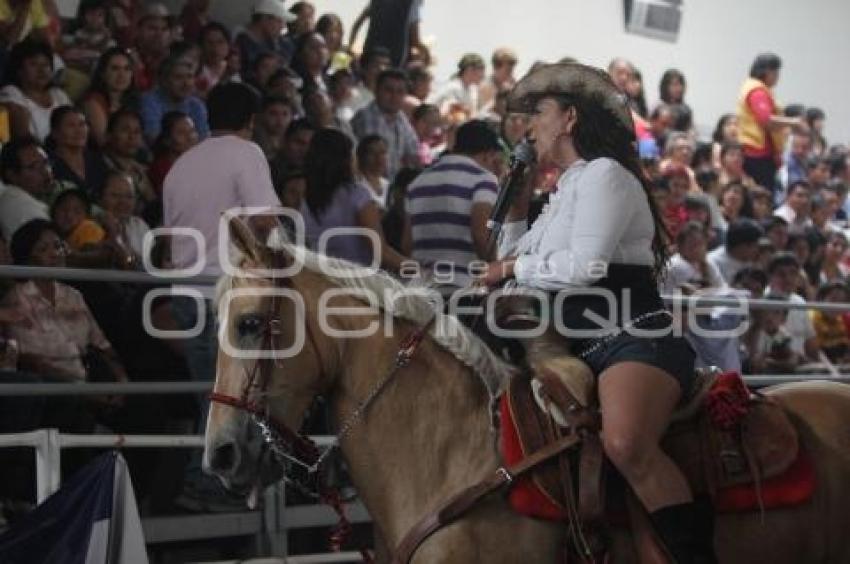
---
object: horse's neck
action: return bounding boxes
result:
[332,322,500,545]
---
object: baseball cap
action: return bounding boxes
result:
[458,53,485,73]
[253,0,297,23]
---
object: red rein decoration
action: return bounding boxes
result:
[322,489,375,563]
[209,313,432,564]
[208,392,374,562]
[705,371,751,431]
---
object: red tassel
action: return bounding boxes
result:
[705,371,751,430]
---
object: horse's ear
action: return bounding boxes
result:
[227,216,267,265]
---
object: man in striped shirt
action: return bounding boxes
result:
[405,120,505,293]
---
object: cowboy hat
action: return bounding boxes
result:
[507,62,634,132]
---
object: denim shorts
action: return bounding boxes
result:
[576,316,697,396]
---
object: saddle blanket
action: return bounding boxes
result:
[499,395,816,520]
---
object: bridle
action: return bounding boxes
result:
[209,251,583,564]
[208,250,434,560]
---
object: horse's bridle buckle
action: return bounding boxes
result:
[497,467,513,484]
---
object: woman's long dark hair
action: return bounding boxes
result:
[712,113,736,144]
[315,13,343,49]
[552,94,670,275]
[87,47,139,109]
[304,127,355,218]
[629,69,648,119]
[290,31,326,92]
[659,68,686,105]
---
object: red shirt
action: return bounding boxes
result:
[633,112,652,141]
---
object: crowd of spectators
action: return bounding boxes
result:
[0,0,848,522]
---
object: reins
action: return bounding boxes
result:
[209,254,586,563]
[209,251,435,561]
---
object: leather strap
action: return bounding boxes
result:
[577,434,606,527]
[391,432,582,564]
[536,370,601,432]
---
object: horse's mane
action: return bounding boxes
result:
[217,243,516,398]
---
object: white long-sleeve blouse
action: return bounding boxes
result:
[498,157,656,291]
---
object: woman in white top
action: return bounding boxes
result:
[0,40,71,143]
[355,134,390,209]
[479,63,714,563]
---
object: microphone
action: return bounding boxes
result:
[486,140,537,241]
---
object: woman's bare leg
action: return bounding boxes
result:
[597,361,691,511]
[598,361,718,562]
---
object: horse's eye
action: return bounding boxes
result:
[237,314,265,338]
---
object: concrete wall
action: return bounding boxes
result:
[297,0,850,144]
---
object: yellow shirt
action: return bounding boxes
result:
[67,219,106,250]
[0,0,49,43]
[810,310,850,352]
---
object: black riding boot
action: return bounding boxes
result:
[649,496,718,564]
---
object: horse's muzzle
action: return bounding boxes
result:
[206,441,239,478]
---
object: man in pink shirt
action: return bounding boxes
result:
[162,81,281,510]
[164,86,281,281]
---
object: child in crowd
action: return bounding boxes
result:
[810,282,850,363]
[63,0,116,74]
[742,295,802,374]
[51,188,105,251]
[51,188,136,268]
[662,221,725,295]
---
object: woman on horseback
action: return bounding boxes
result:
[478,63,716,564]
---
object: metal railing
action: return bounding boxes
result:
[2,264,850,313]
[0,427,366,564]
[2,263,850,563]
[0,265,218,286]
[2,373,849,399]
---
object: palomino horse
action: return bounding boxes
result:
[204,221,850,563]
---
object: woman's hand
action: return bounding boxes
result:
[475,258,517,288]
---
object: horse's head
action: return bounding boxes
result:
[203,219,334,498]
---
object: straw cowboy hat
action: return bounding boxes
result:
[507,62,634,132]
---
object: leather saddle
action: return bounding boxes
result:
[499,304,800,540]
[507,359,799,527]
